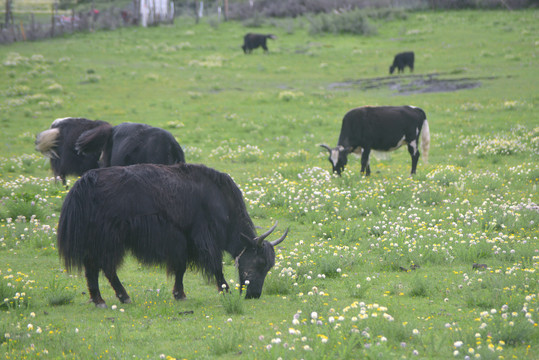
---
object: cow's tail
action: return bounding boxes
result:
[57,172,98,272]
[75,123,113,154]
[35,128,60,158]
[421,119,430,164]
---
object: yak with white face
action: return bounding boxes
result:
[320,106,430,176]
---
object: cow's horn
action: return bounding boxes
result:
[255,222,278,247]
[319,144,332,152]
[269,227,289,247]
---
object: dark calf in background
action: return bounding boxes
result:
[389,51,415,74]
[242,33,276,53]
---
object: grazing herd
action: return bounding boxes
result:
[34,34,428,307]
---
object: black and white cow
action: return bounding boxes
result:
[241,33,276,54]
[320,106,430,176]
[389,51,414,74]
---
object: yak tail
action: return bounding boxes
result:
[421,119,430,164]
[35,128,60,158]
[57,172,98,272]
[75,123,113,154]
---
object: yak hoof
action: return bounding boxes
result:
[95,302,108,309]
[173,291,187,300]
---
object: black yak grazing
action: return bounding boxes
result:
[389,51,415,74]
[241,33,276,53]
[75,122,185,168]
[35,118,185,184]
[57,163,288,307]
[34,117,107,184]
[320,106,430,176]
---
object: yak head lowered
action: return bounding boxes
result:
[236,223,288,299]
[320,144,355,176]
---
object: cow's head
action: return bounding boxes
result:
[320,144,353,175]
[237,223,288,299]
[389,65,396,74]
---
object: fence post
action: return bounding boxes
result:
[51,2,56,37]
[5,0,14,27]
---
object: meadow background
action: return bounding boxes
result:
[0,7,538,359]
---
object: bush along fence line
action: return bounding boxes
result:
[0,0,175,44]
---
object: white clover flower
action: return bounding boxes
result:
[454,341,463,348]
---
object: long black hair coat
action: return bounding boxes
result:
[57,163,286,306]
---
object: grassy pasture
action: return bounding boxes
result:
[1,9,538,359]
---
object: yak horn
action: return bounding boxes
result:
[319,144,332,152]
[269,227,289,247]
[255,222,278,247]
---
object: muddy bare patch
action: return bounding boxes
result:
[328,73,497,95]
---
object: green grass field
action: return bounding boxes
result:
[0,9,538,359]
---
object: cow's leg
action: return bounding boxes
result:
[104,270,131,304]
[408,140,420,175]
[361,148,371,176]
[173,262,187,300]
[84,261,106,308]
[262,43,268,52]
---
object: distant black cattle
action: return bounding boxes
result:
[35,118,185,184]
[57,163,289,307]
[242,33,276,54]
[389,51,415,74]
[320,106,430,176]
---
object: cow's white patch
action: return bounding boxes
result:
[408,105,418,109]
[416,127,419,136]
[388,136,406,151]
[330,149,339,167]
[51,117,73,127]
[410,139,418,155]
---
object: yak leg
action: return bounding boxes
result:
[408,141,420,175]
[104,270,131,304]
[215,272,229,293]
[173,263,187,300]
[84,262,107,308]
[360,148,371,176]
